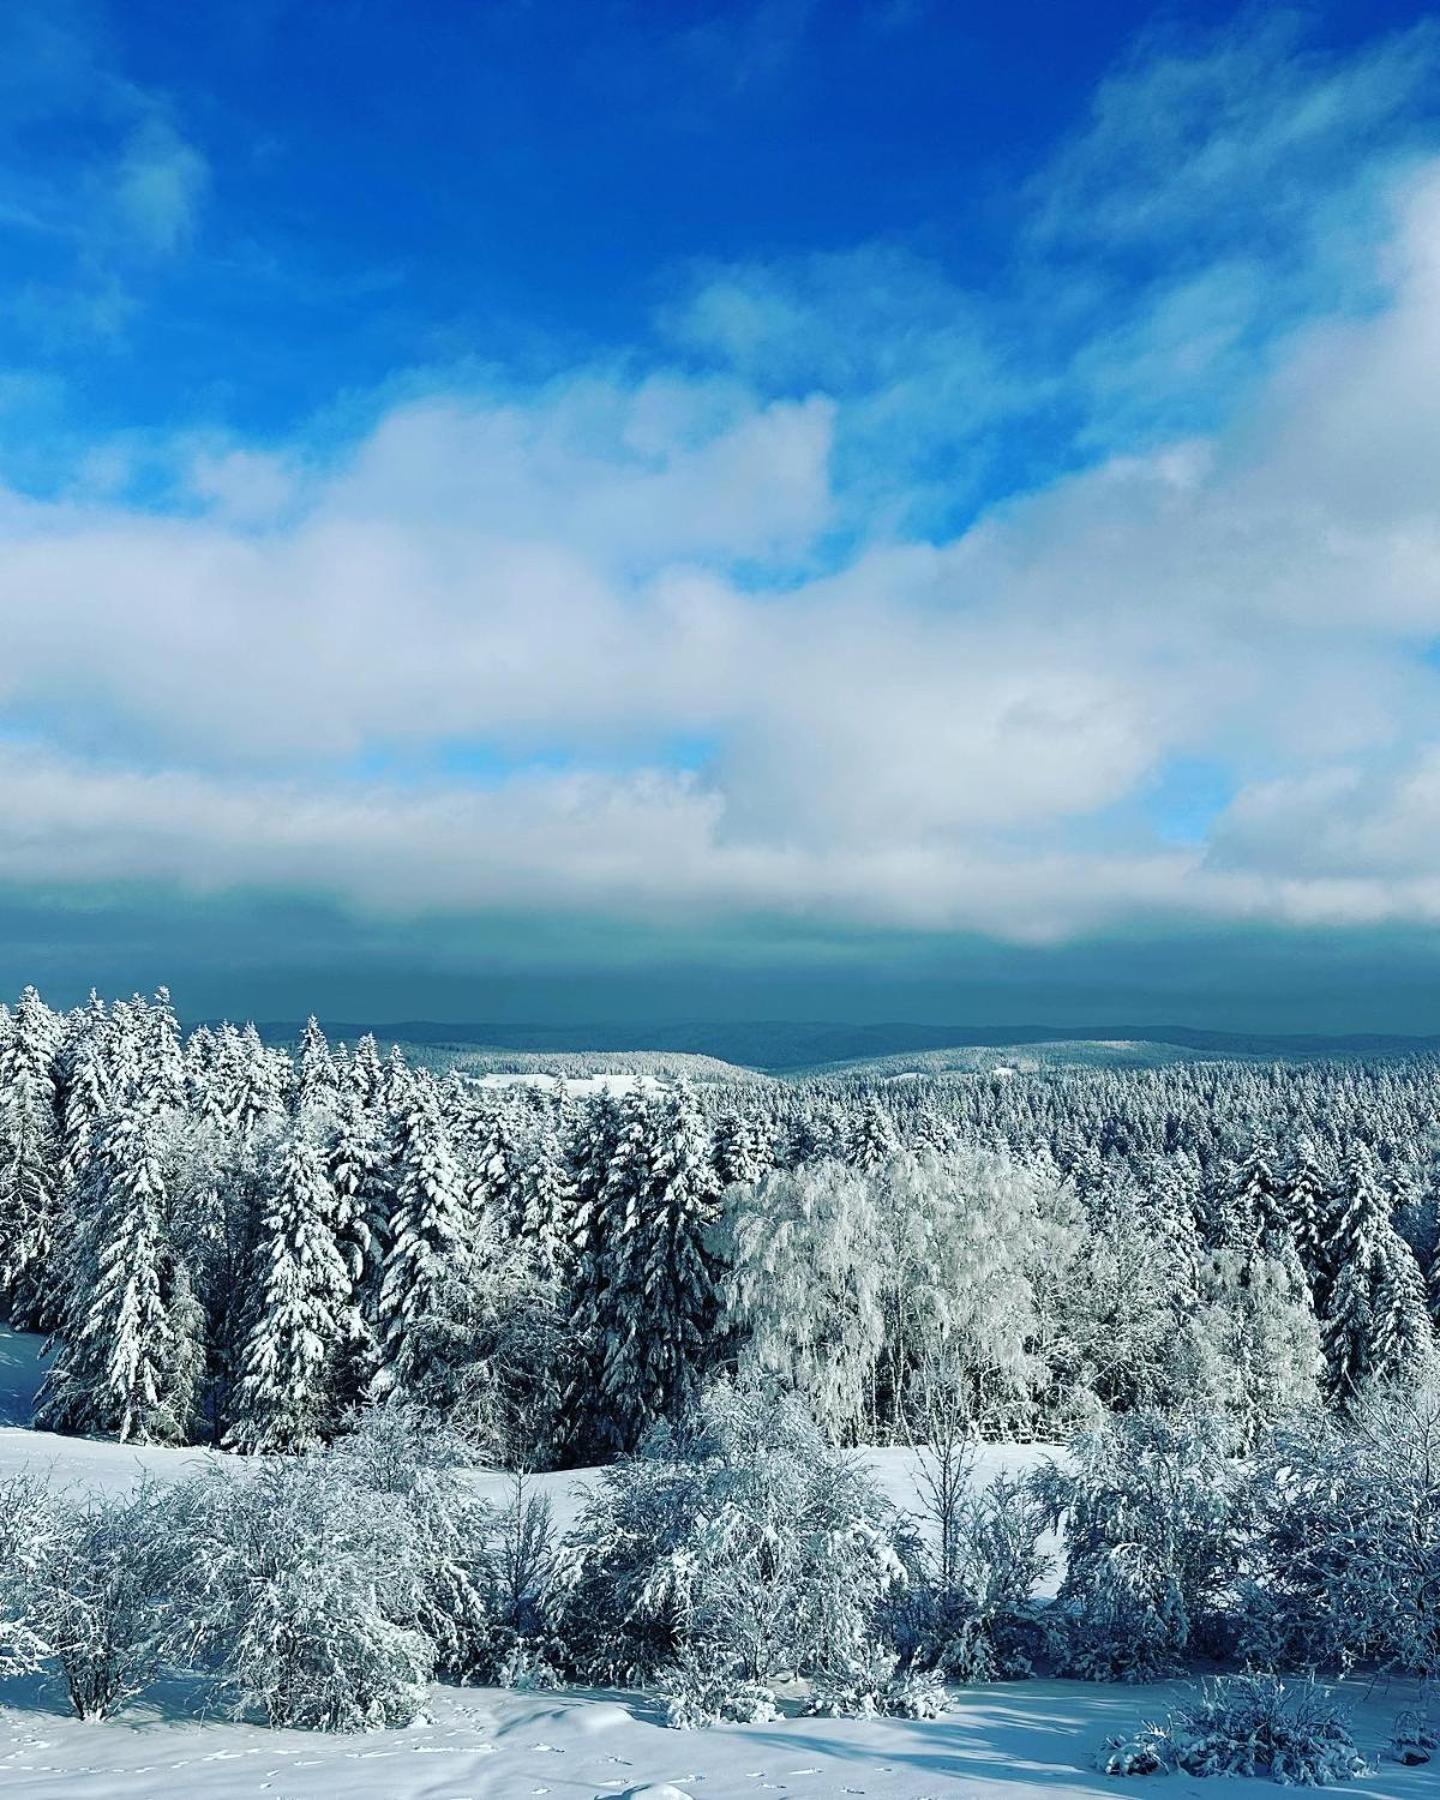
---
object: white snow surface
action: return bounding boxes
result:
[0,1330,1428,1799]
[0,1670,1431,1799]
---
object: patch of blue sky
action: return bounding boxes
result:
[1139,755,1237,846]
[341,733,720,789]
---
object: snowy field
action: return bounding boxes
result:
[0,1331,1429,1799]
[0,1665,1433,1799]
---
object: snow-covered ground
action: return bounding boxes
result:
[0,1330,1426,1799]
[1,1671,1432,1799]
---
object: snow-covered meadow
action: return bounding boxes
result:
[2,1669,1434,1800]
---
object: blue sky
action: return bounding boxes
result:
[6,0,1440,1030]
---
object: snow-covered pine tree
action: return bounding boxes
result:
[847,1095,899,1171]
[349,1033,384,1108]
[297,1016,341,1116]
[226,1138,354,1453]
[712,1105,768,1189]
[1323,1142,1432,1400]
[37,1100,198,1444]
[1281,1135,1338,1311]
[373,1097,470,1401]
[0,986,64,1328]
[595,1080,721,1448]
[467,1096,529,1237]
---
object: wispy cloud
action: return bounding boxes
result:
[0,2,208,347]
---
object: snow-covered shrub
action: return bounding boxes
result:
[659,1656,780,1729]
[472,1471,562,1684]
[323,1403,498,1679]
[0,1474,54,1679]
[892,1461,1051,1684]
[1387,1699,1437,1766]
[549,1377,914,1685]
[173,1457,435,1730]
[1106,1675,1366,1785]
[494,1639,562,1691]
[1240,1380,1440,1675]
[1032,1411,1241,1680]
[803,1649,950,1719]
[18,1480,181,1720]
[883,1666,952,1718]
[1103,1730,1170,1776]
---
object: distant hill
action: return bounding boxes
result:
[234,1017,1440,1076]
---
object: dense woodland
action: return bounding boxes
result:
[2,985,1440,1760]
[0,985,1438,1462]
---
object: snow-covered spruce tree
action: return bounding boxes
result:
[37,1100,200,1445]
[1213,1137,1305,1288]
[518,1100,575,1280]
[297,1015,340,1116]
[226,1138,355,1453]
[323,1098,391,1407]
[561,1080,720,1447]
[348,1032,385,1107]
[55,993,113,1191]
[0,984,64,1328]
[143,987,188,1114]
[1282,1134,1339,1310]
[466,1095,529,1237]
[1031,1410,1242,1679]
[712,1105,769,1189]
[1323,1142,1432,1401]
[383,1042,416,1110]
[550,1377,913,1687]
[847,1095,899,1171]
[218,1024,288,1143]
[373,1096,472,1403]
[1431,1233,1440,1327]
